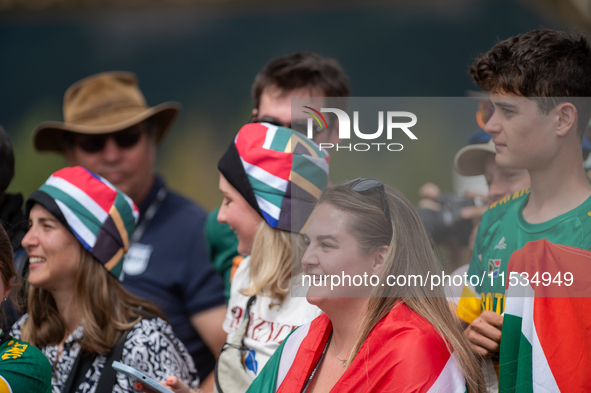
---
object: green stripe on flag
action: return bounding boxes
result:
[291,133,329,158]
[110,260,124,279]
[39,185,102,235]
[499,314,533,393]
[246,328,298,393]
[254,190,284,211]
[292,156,328,191]
[269,129,293,152]
[113,194,135,239]
[514,331,533,393]
[248,175,284,209]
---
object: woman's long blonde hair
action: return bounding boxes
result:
[22,247,165,355]
[318,183,485,393]
[240,222,306,304]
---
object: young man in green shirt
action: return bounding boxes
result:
[456,28,591,364]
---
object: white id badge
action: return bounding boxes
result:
[123,243,153,276]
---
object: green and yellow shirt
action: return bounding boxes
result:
[0,332,51,393]
[457,189,591,323]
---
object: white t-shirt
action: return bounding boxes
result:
[222,257,322,379]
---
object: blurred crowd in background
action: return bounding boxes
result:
[2,0,588,210]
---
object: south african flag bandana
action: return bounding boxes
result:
[218,123,329,234]
[26,166,139,279]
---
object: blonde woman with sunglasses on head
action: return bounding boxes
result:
[247,179,486,393]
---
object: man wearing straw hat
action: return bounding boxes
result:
[31,71,227,389]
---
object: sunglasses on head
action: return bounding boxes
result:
[250,116,324,135]
[70,124,145,153]
[343,177,393,240]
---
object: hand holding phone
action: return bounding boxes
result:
[111,361,173,393]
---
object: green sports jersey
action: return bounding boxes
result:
[457,188,591,323]
[0,332,52,393]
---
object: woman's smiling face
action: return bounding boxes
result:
[22,204,81,292]
[302,203,383,304]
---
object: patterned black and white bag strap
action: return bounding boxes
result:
[62,328,130,393]
[97,328,131,393]
[62,346,97,393]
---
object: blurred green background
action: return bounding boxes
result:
[1,0,588,209]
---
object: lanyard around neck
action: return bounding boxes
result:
[300,331,332,393]
[130,186,167,244]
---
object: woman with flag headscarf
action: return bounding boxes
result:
[246,179,486,393]
[10,166,199,393]
[214,123,329,391]
[139,123,331,393]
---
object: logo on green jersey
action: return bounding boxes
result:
[488,259,501,277]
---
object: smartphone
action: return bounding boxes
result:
[111,361,174,393]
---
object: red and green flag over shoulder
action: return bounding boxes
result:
[500,240,591,393]
[247,303,467,393]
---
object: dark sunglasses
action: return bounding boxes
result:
[250,116,324,135]
[70,125,145,153]
[344,177,393,239]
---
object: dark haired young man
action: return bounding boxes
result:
[250,51,350,144]
[456,29,591,390]
[206,51,350,299]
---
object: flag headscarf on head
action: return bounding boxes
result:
[25,166,139,279]
[218,122,330,234]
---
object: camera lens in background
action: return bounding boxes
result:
[415,194,475,247]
